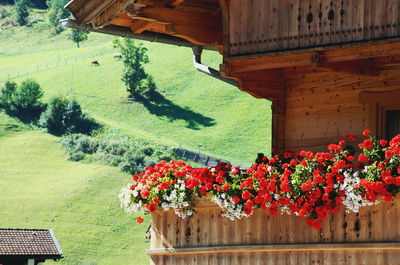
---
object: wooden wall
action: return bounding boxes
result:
[283,62,400,152]
[148,197,400,265]
[227,0,400,56]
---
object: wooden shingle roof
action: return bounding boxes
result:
[0,228,62,258]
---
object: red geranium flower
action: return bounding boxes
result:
[233,196,240,203]
[358,154,367,163]
[242,190,251,200]
[137,216,144,224]
[269,206,278,216]
[148,202,156,212]
[363,129,370,136]
[141,188,150,198]
[363,139,373,149]
[386,149,394,159]
[223,183,229,191]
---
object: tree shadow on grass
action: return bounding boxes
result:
[133,90,216,130]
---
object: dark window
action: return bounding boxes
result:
[386,110,400,140]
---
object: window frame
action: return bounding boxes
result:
[359,89,400,139]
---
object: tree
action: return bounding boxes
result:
[39,96,99,136]
[14,0,29,26]
[69,28,89,48]
[15,79,44,110]
[113,38,156,98]
[0,79,44,121]
[47,0,70,34]
[0,81,17,110]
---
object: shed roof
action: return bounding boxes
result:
[0,228,62,259]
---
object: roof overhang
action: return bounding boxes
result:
[64,0,223,48]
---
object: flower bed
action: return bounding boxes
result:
[119,130,400,229]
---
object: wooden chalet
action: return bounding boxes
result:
[63,0,400,264]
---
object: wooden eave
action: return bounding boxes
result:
[65,0,223,47]
[220,39,400,100]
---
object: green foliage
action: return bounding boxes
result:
[39,96,99,136]
[0,131,150,265]
[113,38,156,98]
[0,25,271,166]
[28,0,48,9]
[14,0,29,26]
[119,150,146,174]
[0,79,44,121]
[15,78,43,109]
[61,133,178,174]
[0,81,17,110]
[0,7,10,19]
[47,0,69,33]
[69,28,89,48]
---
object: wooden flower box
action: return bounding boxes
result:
[147,197,400,265]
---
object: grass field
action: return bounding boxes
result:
[0,8,272,166]
[0,119,150,265]
[0,5,272,265]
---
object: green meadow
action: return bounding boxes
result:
[0,116,150,264]
[0,5,272,264]
[0,11,272,165]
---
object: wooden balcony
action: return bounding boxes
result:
[224,0,400,57]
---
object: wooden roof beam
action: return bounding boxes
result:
[314,59,380,76]
[136,0,185,7]
[234,69,285,101]
[90,0,135,28]
[126,6,221,30]
[65,0,116,24]
[223,40,400,75]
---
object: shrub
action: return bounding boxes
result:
[139,146,154,156]
[47,0,70,34]
[14,0,29,26]
[39,96,99,136]
[0,79,44,121]
[119,150,145,174]
[0,8,10,19]
[69,149,85,161]
[0,81,17,110]
[14,79,44,110]
[60,133,181,174]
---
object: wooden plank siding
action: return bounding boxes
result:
[148,197,400,265]
[227,0,400,56]
[283,62,400,152]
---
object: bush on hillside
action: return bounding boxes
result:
[15,79,44,110]
[61,133,179,174]
[119,150,146,174]
[0,79,45,121]
[0,7,10,19]
[0,81,17,110]
[14,0,29,26]
[47,0,70,33]
[39,96,99,136]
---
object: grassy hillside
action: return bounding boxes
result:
[0,125,150,265]
[0,5,271,265]
[0,11,272,166]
